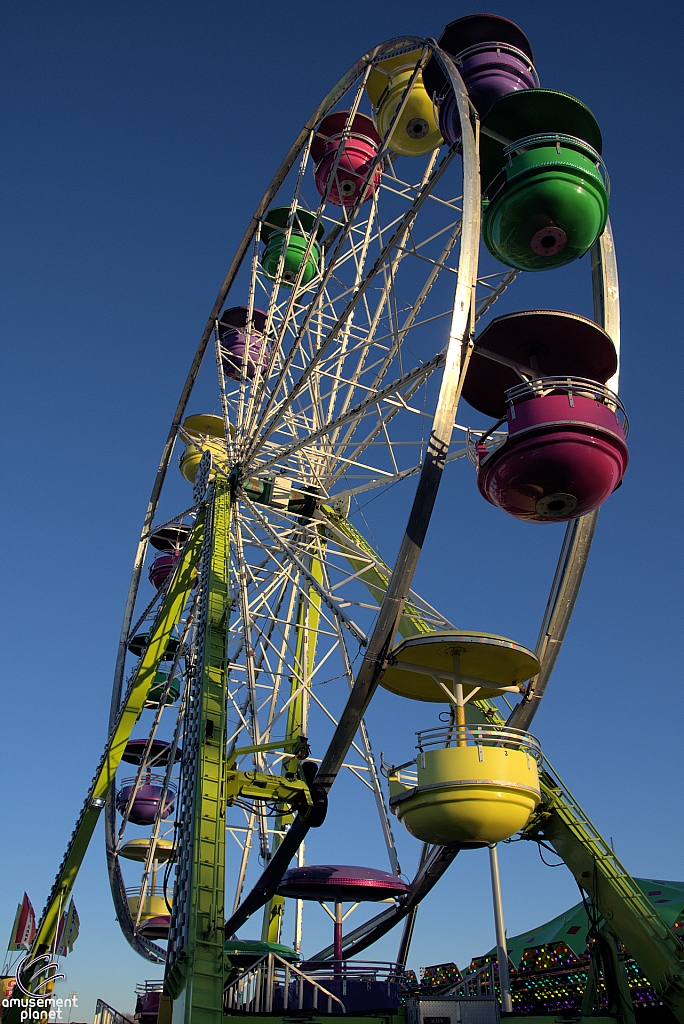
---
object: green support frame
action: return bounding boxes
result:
[532,769,684,1022]
[28,515,205,964]
[305,519,684,1022]
[169,484,231,1024]
[261,541,323,945]
[321,507,436,638]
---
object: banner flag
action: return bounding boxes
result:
[7,894,36,951]
[56,900,80,957]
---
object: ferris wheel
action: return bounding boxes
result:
[100,11,626,985]
[104,29,482,967]
[31,13,676,1024]
[104,13,625,974]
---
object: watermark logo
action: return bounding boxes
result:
[14,954,65,998]
[1,954,76,1022]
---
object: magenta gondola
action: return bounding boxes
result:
[463,310,618,418]
[312,112,382,208]
[278,865,410,971]
[148,551,179,590]
[277,864,410,903]
[138,916,171,940]
[477,378,628,522]
[149,523,191,553]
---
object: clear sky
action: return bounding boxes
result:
[2,0,683,1019]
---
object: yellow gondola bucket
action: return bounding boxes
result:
[178,413,234,483]
[366,50,443,157]
[389,727,542,844]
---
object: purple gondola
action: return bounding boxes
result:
[218,306,269,382]
[138,916,171,940]
[148,551,179,589]
[116,775,176,826]
[277,863,410,902]
[423,14,539,146]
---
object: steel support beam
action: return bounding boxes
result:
[166,487,231,1024]
[507,220,620,732]
[31,518,205,963]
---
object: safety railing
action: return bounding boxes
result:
[504,377,628,434]
[453,41,539,81]
[94,998,135,1024]
[125,885,168,902]
[135,981,164,993]
[118,774,177,793]
[540,755,684,955]
[503,133,610,192]
[444,961,496,999]
[416,724,542,763]
[225,952,346,1015]
[466,426,508,467]
[301,960,408,982]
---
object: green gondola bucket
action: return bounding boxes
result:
[482,134,609,271]
[479,89,609,272]
[260,206,325,287]
[147,671,181,707]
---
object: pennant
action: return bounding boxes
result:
[56,900,80,957]
[55,911,67,958]
[7,894,36,951]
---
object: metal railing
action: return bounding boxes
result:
[135,981,164,994]
[504,377,628,434]
[118,774,177,794]
[466,427,508,467]
[225,952,346,1014]
[503,133,610,192]
[415,724,543,763]
[302,960,408,982]
[444,961,496,999]
[125,885,168,902]
[94,998,135,1024]
[454,42,538,80]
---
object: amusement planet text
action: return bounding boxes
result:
[1,995,78,1022]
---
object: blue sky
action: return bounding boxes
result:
[2,0,683,1018]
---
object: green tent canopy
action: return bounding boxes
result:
[496,878,684,967]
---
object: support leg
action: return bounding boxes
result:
[488,844,512,1013]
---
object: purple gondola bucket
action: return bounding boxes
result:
[277,864,410,903]
[422,14,539,146]
[218,306,269,382]
[439,44,539,145]
[116,775,176,826]
[477,378,628,523]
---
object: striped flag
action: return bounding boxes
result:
[56,900,80,957]
[8,894,36,951]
